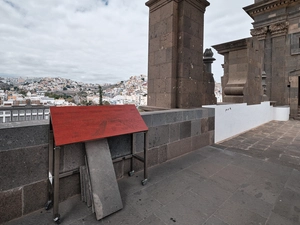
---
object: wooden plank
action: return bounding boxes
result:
[50,105,148,146]
[85,139,123,220]
[51,105,148,146]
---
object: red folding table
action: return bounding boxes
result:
[47,105,148,223]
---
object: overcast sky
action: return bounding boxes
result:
[0,0,254,84]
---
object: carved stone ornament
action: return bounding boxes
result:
[269,22,289,37]
[250,27,268,40]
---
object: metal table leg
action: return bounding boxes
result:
[142,131,148,186]
[53,146,61,223]
[128,133,135,177]
[46,131,54,210]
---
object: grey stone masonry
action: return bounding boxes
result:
[140,108,215,162]
[146,0,211,109]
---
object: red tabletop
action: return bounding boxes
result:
[50,105,148,146]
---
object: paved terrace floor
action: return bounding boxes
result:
[4,120,300,225]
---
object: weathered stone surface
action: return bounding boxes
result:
[113,160,124,180]
[192,132,210,150]
[191,119,201,137]
[23,180,48,215]
[208,117,215,131]
[158,144,168,164]
[152,112,166,126]
[60,143,85,173]
[169,123,180,142]
[85,139,123,220]
[141,113,152,127]
[0,145,48,191]
[108,134,132,159]
[167,137,192,160]
[59,173,81,202]
[165,111,183,123]
[0,188,22,224]
[0,123,48,151]
[148,125,169,148]
[201,117,209,133]
[180,121,191,139]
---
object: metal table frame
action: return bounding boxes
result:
[47,129,149,223]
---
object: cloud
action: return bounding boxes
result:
[0,0,254,84]
[204,0,254,81]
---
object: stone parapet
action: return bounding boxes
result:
[0,107,214,223]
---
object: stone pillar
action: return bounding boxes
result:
[146,0,210,109]
[269,22,289,105]
[203,48,216,104]
[203,48,215,73]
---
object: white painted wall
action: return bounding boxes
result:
[204,102,290,143]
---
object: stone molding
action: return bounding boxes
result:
[212,38,249,55]
[146,0,173,12]
[251,26,268,40]
[244,0,300,19]
[146,0,209,12]
[269,21,289,37]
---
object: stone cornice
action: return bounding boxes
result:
[146,0,209,12]
[212,38,249,55]
[244,0,300,19]
[269,21,289,36]
[250,26,268,40]
[250,21,288,39]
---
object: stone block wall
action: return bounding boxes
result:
[0,121,82,224]
[0,108,214,223]
[131,108,215,171]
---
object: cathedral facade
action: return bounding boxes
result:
[214,0,300,118]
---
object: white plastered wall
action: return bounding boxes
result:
[204,102,290,143]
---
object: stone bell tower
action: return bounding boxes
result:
[145,0,210,109]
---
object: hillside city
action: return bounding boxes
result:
[0,75,222,107]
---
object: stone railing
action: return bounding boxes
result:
[0,106,50,123]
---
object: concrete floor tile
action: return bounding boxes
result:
[146,160,185,184]
[197,145,222,157]
[285,169,300,194]
[266,212,299,225]
[169,151,207,170]
[154,191,210,225]
[229,190,272,218]
[231,154,264,172]
[146,170,202,205]
[257,161,292,181]
[215,200,267,225]
[118,171,149,197]
[137,214,166,225]
[69,214,102,225]
[127,189,164,218]
[101,204,143,225]
[239,172,286,205]
[202,216,229,225]
[4,195,92,225]
[188,154,232,179]
[279,154,300,168]
[191,179,232,207]
[273,188,300,224]
[210,164,253,192]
